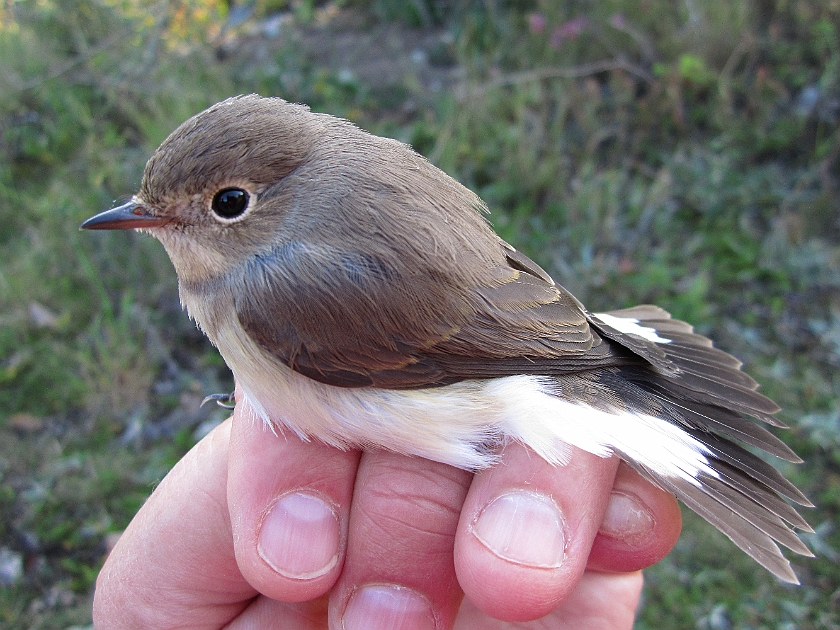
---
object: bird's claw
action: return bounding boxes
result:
[201,392,236,409]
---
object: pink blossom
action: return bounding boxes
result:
[528,13,546,34]
[609,13,626,29]
[550,16,589,48]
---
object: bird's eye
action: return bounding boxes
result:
[211,188,250,219]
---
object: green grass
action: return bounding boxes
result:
[1,0,839,627]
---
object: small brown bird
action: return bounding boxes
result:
[82,95,812,582]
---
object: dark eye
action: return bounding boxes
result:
[211,188,249,219]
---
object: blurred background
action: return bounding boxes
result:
[1,0,838,627]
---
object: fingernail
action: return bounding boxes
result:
[470,490,566,568]
[258,491,340,579]
[599,491,655,546]
[342,584,436,630]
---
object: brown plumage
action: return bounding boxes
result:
[82,95,812,583]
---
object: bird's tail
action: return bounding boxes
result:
[586,305,813,583]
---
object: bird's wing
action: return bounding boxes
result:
[234,240,629,388]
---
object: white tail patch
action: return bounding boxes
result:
[488,375,717,485]
[594,312,672,344]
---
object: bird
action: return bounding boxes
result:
[81,94,812,583]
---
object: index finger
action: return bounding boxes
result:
[93,419,256,628]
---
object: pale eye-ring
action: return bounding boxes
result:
[211,188,250,219]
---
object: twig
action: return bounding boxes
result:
[457,57,654,101]
[718,33,755,103]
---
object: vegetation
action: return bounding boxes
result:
[1,0,838,627]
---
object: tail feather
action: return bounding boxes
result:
[582,305,812,582]
[664,369,780,417]
[634,381,798,460]
[690,429,811,506]
[666,352,759,389]
[708,460,813,531]
[655,471,802,583]
[700,474,813,555]
[658,341,744,369]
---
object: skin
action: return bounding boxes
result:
[93,390,682,629]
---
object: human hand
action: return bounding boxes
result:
[93,395,682,629]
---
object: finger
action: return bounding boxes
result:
[453,570,644,630]
[225,593,330,630]
[587,461,682,573]
[454,443,620,622]
[328,451,473,630]
[227,396,361,603]
[93,419,257,628]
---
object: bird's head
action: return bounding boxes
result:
[81,95,339,283]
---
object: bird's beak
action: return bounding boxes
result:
[80,200,168,230]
